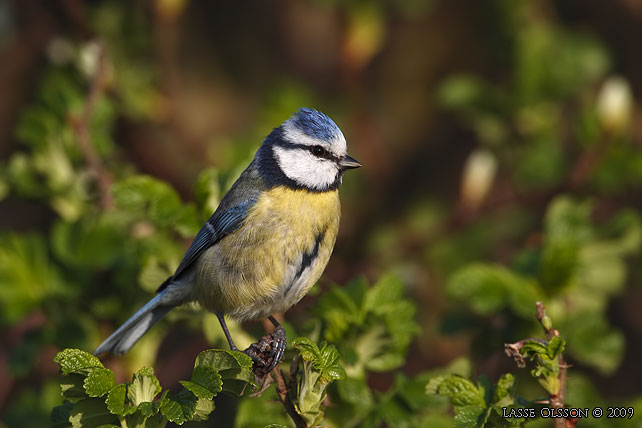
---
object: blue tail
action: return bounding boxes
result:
[94,291,173,355]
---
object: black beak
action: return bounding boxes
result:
[339,154,362,171]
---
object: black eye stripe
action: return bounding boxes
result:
[278,141,339,162]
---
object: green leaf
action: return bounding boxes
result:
[336,377,373,407]
[137,401,157,418]
[520,340,549,358]
[362,273,404,314]
[546,336,565,360]
[112,175,199,235]
[0,233,67,324]
[292,338,346,427]
[431,375,486,408]
[492,374,515,408]
[128,367,161,406]
[69,398,119,428]
[83,368,116,398]
[51,402,74,428]
[159,389,198,425]
[192,398,215,421]
[54,349,104,375]
[544,197,593,243]
[179,366,222,400]
[566,313,624,374]
[292,337,346,383]
[106,384,135,416]
[194,349,253,395]
[538,238,578,293]
[538,375,561,396]
[447,264,539,317]
[453,405,486,428]
[60,373,88,401]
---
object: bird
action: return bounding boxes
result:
[94,108,361,371]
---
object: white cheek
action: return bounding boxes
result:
[273,147,338,190]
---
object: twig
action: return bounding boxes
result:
[536,302,572,428]
[273,367,307,428]
[69,41,114,210]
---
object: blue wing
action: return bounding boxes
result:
[157,198,256,291]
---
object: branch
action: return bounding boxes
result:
[536,302,572,428]
[69,41,114,210]
[273,367,307,428]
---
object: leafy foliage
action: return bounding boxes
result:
[446,196,639,374]
[315,274,420,377]
[51,348,252,427]
[2,0,642,427]
[291,338,346,426]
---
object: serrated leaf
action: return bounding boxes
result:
[435,375,486,408]
[192,398,215,421]
[292,338,346,383]
[546,336,565,359]
[195,349,253,395]
[83,368,116,398]
[160,389,197,425]
[54,348,104,374]
[493,374,515,408]
[453,405,486,428]
[128,367,161,406]
[69,398,119,428]
[493,373,514,401]
[106,384,135,416]
[426,375,447,395]
[180,366,222,399]
[292,338,346,426]
[137,401,157,417]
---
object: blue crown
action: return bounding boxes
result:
[288,108,342,142]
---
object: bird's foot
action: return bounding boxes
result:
[243,325,287,379]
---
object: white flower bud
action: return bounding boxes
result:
[596,76,633,134]
[460,148,498,210]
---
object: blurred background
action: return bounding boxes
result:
[1,0,642,426]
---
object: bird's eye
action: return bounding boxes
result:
[312,145,326,157]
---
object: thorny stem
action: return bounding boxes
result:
[259,317,306,428]
[273,367,307,428]
[70,41,114,210]
[536,302,573,428]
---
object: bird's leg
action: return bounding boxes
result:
[216,313,239,351]
[215,313,287,375]
[240,315,288,377]
[266,315,287,371]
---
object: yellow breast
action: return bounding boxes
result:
[194,187,340,320]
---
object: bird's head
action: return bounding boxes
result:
[263,108,361,191]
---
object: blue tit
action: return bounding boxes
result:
[94,108,361,370]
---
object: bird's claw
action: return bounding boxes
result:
[243,325,287,378]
